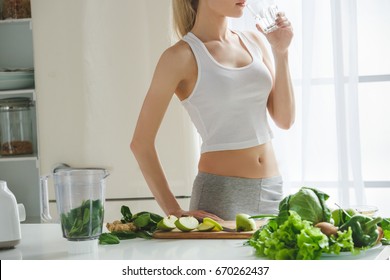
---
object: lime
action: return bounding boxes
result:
[156,215,178,231]
[197,223,215,232]
[174,216,199,232]
[203,217,223,232]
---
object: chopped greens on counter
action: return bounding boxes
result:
[99,206,163,245]
[99,233,120,245]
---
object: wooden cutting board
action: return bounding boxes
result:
[153,220,265,239]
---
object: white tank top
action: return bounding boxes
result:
[181,31,273,153]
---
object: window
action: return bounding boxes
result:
[231,0,390,207]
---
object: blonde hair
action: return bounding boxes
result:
[172,0,199,39]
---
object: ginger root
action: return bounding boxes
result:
[106,220,137,232]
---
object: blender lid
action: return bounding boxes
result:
[53,164,109,178]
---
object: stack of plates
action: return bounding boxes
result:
[0,68,35,91]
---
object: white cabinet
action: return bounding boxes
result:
[0,18,41,222]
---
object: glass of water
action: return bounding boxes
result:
[246,0,279,34]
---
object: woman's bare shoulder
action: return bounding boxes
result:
[160,39,195,67]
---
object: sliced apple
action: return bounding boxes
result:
[197,223,215,232]
[202,217,223,232]
[174,216,199,232]
[156,215,178,231]
[236,213,257,232]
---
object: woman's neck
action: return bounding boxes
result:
[191,8,230,42]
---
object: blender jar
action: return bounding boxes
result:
[53,167,108,242]
[0,97,34,156]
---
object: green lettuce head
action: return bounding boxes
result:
[277,187,331,225]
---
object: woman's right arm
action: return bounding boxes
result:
[130,43,222,221]
[130,46,182,217]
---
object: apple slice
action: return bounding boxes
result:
[236,213,257,232]
[202,217,223,232]
[156,215,178,231]
[197,223,215,232]
[174,216,199,232]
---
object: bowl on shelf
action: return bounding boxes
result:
[0,69,34,90]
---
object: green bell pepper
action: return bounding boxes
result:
[339,214,382,248]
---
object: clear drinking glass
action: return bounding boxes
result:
[246,0,279,34]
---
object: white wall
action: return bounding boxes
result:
[31,0,197,219]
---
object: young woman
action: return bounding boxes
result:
[131,0,294,221]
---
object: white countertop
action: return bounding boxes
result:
[0,224,389,260]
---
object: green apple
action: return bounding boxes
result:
[236,213,257,232]
[345,208,358,217]
[197,223,215,232]
[156,215,178,231]
[203,217,223,232]
[331,209,345,227]
[174,216,199,232]
[331,208,358,227]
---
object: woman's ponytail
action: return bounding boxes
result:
[172,0,198,38]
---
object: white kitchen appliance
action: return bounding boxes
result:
[0,180,25,249]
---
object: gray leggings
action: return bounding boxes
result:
[189,172,283,220]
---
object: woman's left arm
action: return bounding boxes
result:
[256,13,295,129]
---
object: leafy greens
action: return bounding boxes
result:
[379,218,390,245]
[277,187,331,225]
[61,199,104,240]
[247,210,355,260]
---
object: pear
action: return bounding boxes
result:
[174,216,199,232]
[236,213,257,232]
[156,215,178,231]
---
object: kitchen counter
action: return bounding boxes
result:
[0,224,389,260]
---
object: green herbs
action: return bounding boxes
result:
[60,199,104,240]
[99,206,163,245]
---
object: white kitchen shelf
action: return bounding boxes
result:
[0,155,38,163]
[0,18,31,24]
[0,88,35,99]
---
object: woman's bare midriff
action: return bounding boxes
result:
[198,142,280,179]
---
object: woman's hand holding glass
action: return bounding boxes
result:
[257,12,293,54]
